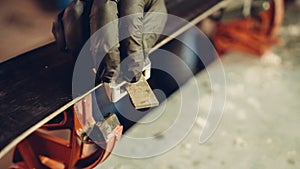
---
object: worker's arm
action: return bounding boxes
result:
[119,0,167,82]
[52,0,167,83]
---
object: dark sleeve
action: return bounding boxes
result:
[118,0,167,82]
[89,0,121,83]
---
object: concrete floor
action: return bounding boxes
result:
[95,3,300,169]
[0,1,299,169]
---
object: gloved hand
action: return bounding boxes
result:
[52,0,167,83]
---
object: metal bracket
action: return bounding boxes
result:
[105,57,152,102]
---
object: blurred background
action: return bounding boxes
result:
[0,0,71,62]
[0,0,299,168]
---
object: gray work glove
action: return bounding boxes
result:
[52,0,92,55]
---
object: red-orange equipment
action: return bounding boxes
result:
[213,0,284,56]
[10,94,123,169]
